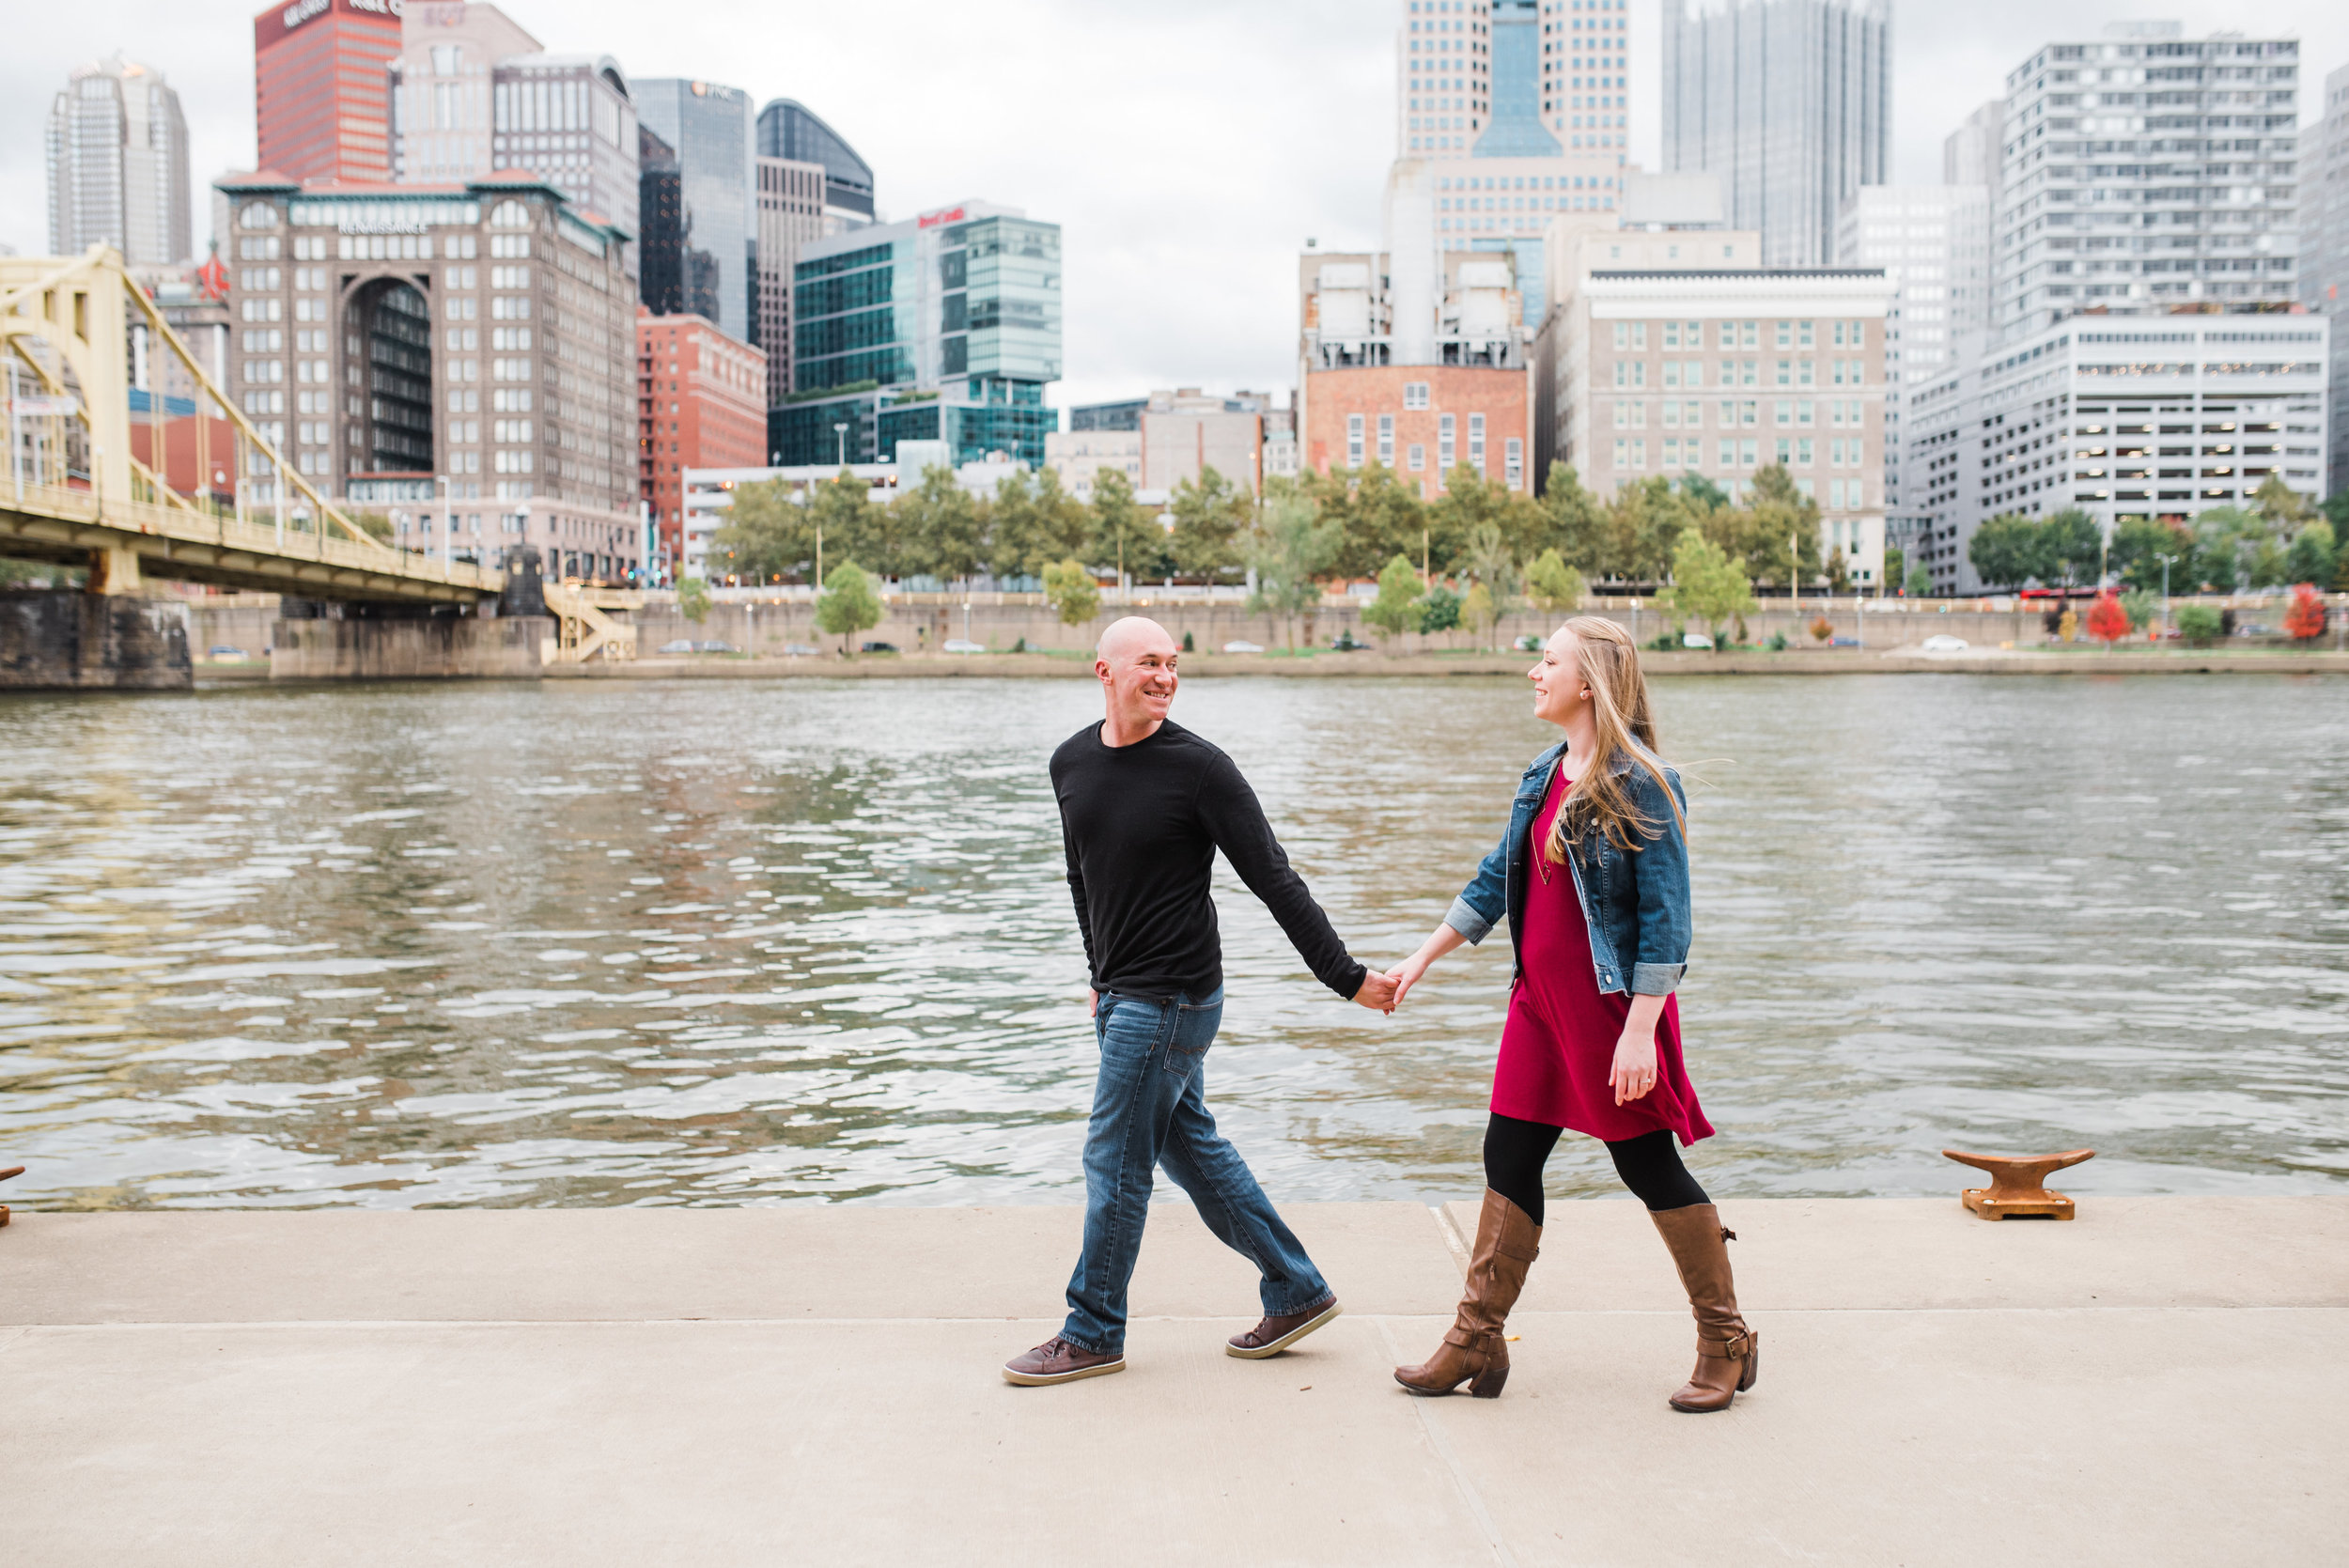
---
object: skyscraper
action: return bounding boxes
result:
[755,101,875,236]
[1989,24,2302,343]
[1662,0,1890,268]
[752,100,876,408]
[2303,64,2349,496]
[632,80,754,346]
[1834,185,1988,512]
[46,55,191,265]
[253,0,405,185]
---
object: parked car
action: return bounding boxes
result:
[782,643,819,657]
[657,639,697,654]
[942,639,986,654]
[206,644,248,660]
[1681,632,1713,649]
[1920,634,1969,653]
[694,640,738,654]
[1221,640,1264,654]
[861,641,898,654]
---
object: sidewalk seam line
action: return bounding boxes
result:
[1430,1202,1472,1276]
[1374,1315,1521,1568]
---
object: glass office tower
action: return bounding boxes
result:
[781,203,1061,468]
[631,78,754,343]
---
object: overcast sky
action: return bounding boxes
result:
[6,0,2342,410]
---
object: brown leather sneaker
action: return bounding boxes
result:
[1225,1296,1343,1358]
[1002,1335,1127,1387]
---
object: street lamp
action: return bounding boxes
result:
[2155,551,2179,638]
[833,422,848,468]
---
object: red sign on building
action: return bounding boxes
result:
[252,0,404,184]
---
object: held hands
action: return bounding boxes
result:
[1353,969,1400,1013]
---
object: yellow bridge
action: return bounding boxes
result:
[1,248,641,666]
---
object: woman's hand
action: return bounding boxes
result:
[1388,924,1468,1009]
[1610,992,1668,1104]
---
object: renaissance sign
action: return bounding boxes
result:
[284,0,402,30]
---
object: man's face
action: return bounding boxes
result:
[1099,632,1179,724]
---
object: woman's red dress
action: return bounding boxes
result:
[1488,764,1713,1145]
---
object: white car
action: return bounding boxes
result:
[1920,634,1969,653]
[1221,640,1265,654]
[1681,632,1713,649]
[942,639,986,654]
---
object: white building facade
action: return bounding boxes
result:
[1991,25,2302,343]
[1899,311,2330,594]
[679,453,1022,582]
[2302,63,2349,497]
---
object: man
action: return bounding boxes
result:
[1003,617,1398,1387]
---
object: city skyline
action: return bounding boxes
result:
[6,0,2349,411]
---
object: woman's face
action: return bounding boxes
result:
[1529,628,1584,728]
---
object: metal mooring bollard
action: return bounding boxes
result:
[1940,1148,2095,1219]
[0,1165,21,1228]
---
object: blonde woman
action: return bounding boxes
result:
[1385,616,1755,1412]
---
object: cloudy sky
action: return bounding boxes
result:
[6,0,2342,409]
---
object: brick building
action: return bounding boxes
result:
[638,307,767,581]
[254,0,405,185]
[1302,366,1532,496]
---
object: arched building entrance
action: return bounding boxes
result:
[349,277,434,476]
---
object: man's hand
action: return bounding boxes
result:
[1353,969,1399,1013]
[1087,986,1098,1017]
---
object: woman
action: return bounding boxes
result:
[1385,616,1754,1412]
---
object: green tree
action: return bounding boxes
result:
[989,468,1091,583]
[2109,516,2194,592]
[1168,464,1249,582]
[2284,520,2337,587]
[1535,462,1612,577]
[1309,466,1428,582]
[2187,505,2263,590]
[1361,552,1425,642]
[2254,474,2311,530]
[1246,489,1342,650]
[2175,603,2222,645]
[1461,582,1499,647]
[1431,468,1538,572]
[677,575,711,625]
[809,468,882,578]
[1459,521,1519,648]
[1882,543,1906,596]
[710,475,815,582]
[1905,565,1935,597]
[1089,468,1165,584]
[1654,527,1756,652]
[1716,465,1822,591]
[1524,547,1586,614]
[815,560,883,653]
[1417,583,1462,638]
[894,464,984,584]
[2040,508,2103,588]
[1041,558,1100,627]
[2119,588,2160,630]
[1968,512,2044,589]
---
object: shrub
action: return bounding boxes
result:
[2283,582,2326,641]
[2175,604,2222,645]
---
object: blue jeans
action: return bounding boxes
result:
[1061,987,1332,1356]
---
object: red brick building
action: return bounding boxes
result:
[253,0,404,185]
[1302,365,1532,497]
[638,307,768,580]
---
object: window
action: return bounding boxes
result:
[1347,413,1364,467]
[1408,442,1426,472]
[1504,438,1523,488]
[1377,413,1395,466]
[1718,439,1736,466]
[1439,412,1455,470]
[490,200,531,228]
[1775,321,1792,349]
[240,202,279,229]
[1797,438,1813,467]
[1798,321,1814,349]
[1776,438,1792,465]
[1774,361,1792,387]
[1739,438,1757,466]
[1774,401,1791,427]
[1661,402,1680,428]
[1469,413,1486,470]
[1404,381,1429,410]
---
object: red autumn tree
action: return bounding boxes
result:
[2283,582,2327,641]
[2085,590,2131,647]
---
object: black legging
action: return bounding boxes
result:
[1483,1112,1708,1225]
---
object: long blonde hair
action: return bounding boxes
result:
[1542,615,1685,862]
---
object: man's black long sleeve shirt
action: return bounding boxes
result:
[1050,719,1366,1003]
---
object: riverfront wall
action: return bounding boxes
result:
[0,591,193,690]
[270,616,552,680]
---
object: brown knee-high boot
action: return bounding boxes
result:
[1393,1189,1541,1398]
[1649,1203,1757,1412]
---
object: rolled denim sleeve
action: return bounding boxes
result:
[1444,822,1511,945]
[1628,769,1692,995]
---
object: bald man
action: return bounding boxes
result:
[1003,616,1397,1387]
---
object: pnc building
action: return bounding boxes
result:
[254,0,406,185]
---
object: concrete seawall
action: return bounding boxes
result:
[5,1197,2342,1564]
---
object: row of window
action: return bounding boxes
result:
[1610,399,1871,430]
[1612,360,1870,390]
[1614,320,1869,350]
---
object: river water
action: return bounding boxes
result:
[2,673,2344,1209]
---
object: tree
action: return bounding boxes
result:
[2254,474,2312,530]
[710,475,815,582]
[677,576,711,625]
[1883,543,1906,595]
[1310,465,1429,582]
[1905,566,1935,598]
[1089,468,1164,584]
[809,468,883,578]
[1654,527,1755,653]
[1458,522,1518,648]
[2040,508,2103,588]
[1168,465,1248,582]
[1417,583,1462,638]
[1461,582,1498,647]
[1524,548,1587,614]
[1245,489,1342,650]
[894,464,984,584]
[1361,552,1425,642]
[2175,603,2222,645]
[1535,462,1611,577]
[1041,558,1100,628]
[989,468,1091,583]
[815,560,883,653]
[1968,512,2044,589]
[2085,590,2131,648]
[2283,582,2327,641]
[2110,516,2195,592]
[1703,466,1817,591]
[2284,520,2338,589]
[2120,588,2160,632]
[1431,468,1540,572]
[1826,546,1851,594]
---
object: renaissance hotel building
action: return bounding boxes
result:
[215,170,646,583]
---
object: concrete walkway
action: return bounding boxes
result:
[4,1197,2343,1565]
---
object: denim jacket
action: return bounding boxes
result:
[1442,740,1691,997]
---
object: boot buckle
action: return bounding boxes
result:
[1700,1331,1750,1360]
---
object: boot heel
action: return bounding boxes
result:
[1469,1363,1509,1399]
